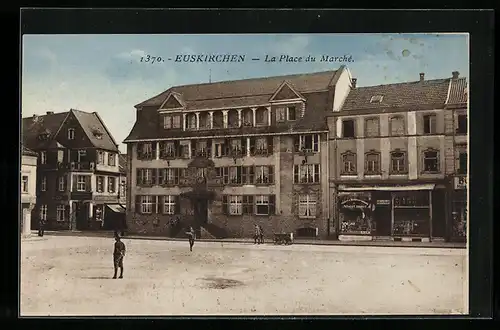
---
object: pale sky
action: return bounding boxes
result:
[21,33,469,153]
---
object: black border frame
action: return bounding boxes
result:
[5,8,495,324]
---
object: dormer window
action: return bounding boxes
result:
[67,128,75,140]
[370,95,384,103]
[286,106,296,121]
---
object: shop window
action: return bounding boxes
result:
[423,149,440,173]
[341,151,356,175]
[390,151,407,174]
[338,193,373,235]
[392,191,430,237]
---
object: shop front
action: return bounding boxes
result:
[451,176,467,242]
[337,184,440,242]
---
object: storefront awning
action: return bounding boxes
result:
[340,184,436,192]
[106,204,126,213]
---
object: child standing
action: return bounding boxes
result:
[186,226,196,251]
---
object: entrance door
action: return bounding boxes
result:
[194,199,208,224]
[75,202,89,230]
[373,205,392,236]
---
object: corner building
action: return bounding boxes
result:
[124,67,353,238]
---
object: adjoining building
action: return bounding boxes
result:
[22,109,123,231]
[21,146,38,237]
[123,67,353,238]
[327,72,468,243]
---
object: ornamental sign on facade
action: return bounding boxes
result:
[454,176,467,190]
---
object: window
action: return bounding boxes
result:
[457,114,467,134]
[370,95,384,103]
[213,112,224,128]
[341,152,356,175]
[21,175,29,193]
[96,176,105,192]
[342,120,355,138]
[242,196,254,215]
[164,115,181,129]
[140,195,154,214]
[229,166,242,184]
[365,152,381,174]
[255,107,268,126]
[423,114,437,134]
[195,140,209,157]
[163,195,176,215]
[390,116,405,136]
[276,107,286,122]
[58,176,65,192]
[137,169,154,186]
[255,166,274,184]
[196,168,206,179]
[298,194,317,218]
[458,151,467,174]
[230,139,243,156]
[41,176,47,191]
[229,195,243,215]
[40,151,47,164]
[159,168,179,185]
[294,164,320,183]
[255,195,270,215]
[199,112,210,129]
[120,180,126,197]
[364,117,380,137]
[161,141,176,158]
[56,205,66,222]
[40,205,47,221]
[78,149,87,160]
[108,153,116,166]
[296,134,320,152]
[287,106,296,120]
[67,128,75,140]
[76,175,88,191]
[390,151,407,174]
[423,149,440,172]
[187,113,197,129]
[97,151,104,164]
[254,137,268,155]
[138,142,154,159]
[242,166,254,184]
[108,177,116,193]
[228,110,239,127]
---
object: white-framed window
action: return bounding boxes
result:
[137,169,154,185]
[67,128,75,140]
[298,134,320,152]
[40,151,47,164]
[255,166,273,184]
[229,166,241,184]
[21,175,29,193]
[76,175,87,191]
[370,95,384,103]
[294,164,320,183]
[108,176,116,193]
[141,195,154,214]
[58,176,65,192]
[120,180,126,197]
[276,107,286,122]
[97,151,104,164]
[162,141,176,158]
[56,205,66,222]
[78,149,87,162]
[108,153,116,166]
[365,152,381,174]
[423,114,437,134]
[229,195,243,215]
[230,139,243,155]
[286,106,297,121]
[423,149,440,173]
[187,113,197,129]
[298,194,317,218]
[40,205,47,221]
[255,195,270,215]
[390,151,407,174]
[41,176,47,191]
[163,195,176,215]
[96,176,104,192]
[341,151,356,175]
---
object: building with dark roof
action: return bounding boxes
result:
[21,145,38,236]
[327,71,468,243]
[123,66,354,238]
[22,109,124,231]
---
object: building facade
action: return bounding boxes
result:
[124,67,353,238]
[22,109,123,231]
[327,72,468,242]
[21,146,38,237]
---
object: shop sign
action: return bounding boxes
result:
[94,195,119,202]
[376,199,391,205]
[341,199,370,210]
[454,176,467,190]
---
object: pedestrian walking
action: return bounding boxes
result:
[112,235,126,279]
[186,226,196,252]
[254,224,261,244]
[259,225,264,244]
[38,218,45,237]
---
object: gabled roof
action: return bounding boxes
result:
[22,109,118,152]
[341,78,451,111]
[135,69,340,109]
[446,77,467,106]
[21,145,38,157]
[269,81,306,102]
[118,153,127,174]
[159,92,185,109]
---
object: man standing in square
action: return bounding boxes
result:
[113,234,126,279]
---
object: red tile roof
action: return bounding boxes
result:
[341,78,451,111]
[447,77,467,105]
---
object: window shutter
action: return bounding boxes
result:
[175,195,181,214]
[159,142,165,158]
[222,195,228,214]
[158,196,164,214]
[152,169,158,186]
[249,166,255,183]
[267,136,274,153]
[315,134,320,152]
[268,166,274,183]
[293,136,300,152]
[85,176,91,191]
[207,139,212,157]
[314,164,320,182]
[137,143,143,159]
[72,176,77,191]
[152,196,158,214]
[191,140,196,156]
[241,137,247,152]
[248,196,254,215]
[135,195,141,214]
[151,142,157,158]
[249,137,255,155]
[242,166,247,184]
[63,175,67,191]
[293,165,299,184]
[269,195,276,215]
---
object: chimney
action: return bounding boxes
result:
[351,78,357,89]
[32,114,37,118]
[452,71,460,79]
[46,111,54,115]
[419,73,425,81]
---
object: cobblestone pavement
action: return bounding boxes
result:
[21,236,467,316]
